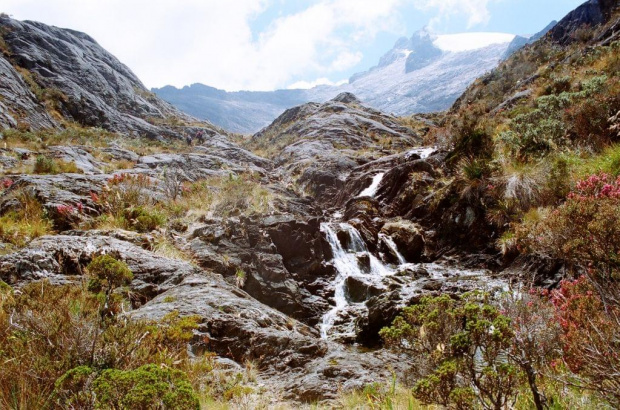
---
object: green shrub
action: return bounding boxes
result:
[92,364,199,410]
[122,206,166,232]
[87,254,133,295]
[380,293,522,409]
[33,155,80,174]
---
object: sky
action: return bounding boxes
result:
[3,0,585,91]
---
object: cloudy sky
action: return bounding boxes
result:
[3,0,583,91]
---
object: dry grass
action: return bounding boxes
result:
[0,189,53,247]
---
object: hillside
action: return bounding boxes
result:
[1,0,620,408]
[0,14,220,139]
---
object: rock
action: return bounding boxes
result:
[344,275,383,303]
[101,146,140,162]
[0,173,108,229]
[0,15,219,138]
[395,265,430,278]
[356,291,402,347]
[0,233,194,302]
[419,278,443,291]
[380,219,425,263]
[355,252,371,273]
[49,145,104,174]
[252,94,419,203]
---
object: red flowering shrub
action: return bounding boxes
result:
[517,173,620,405]
[1,178,13,190]
[550,277,620,405]
[518,173,620,285]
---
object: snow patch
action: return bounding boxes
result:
[434,32,515,52]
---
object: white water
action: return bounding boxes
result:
[320,222,392,339]
[357,172,385,198]
[379,233,406,264]
[319,221,508,340]
[406,146,436,159]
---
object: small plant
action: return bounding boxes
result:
[33,155,80,174]
[122,206,166,232]
[235,268,246,288]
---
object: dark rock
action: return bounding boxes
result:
[356,291,401,347]
[344,275,383,303]
[549,0,619,45]
[380,220,425,263]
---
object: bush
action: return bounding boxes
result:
[0,281,206,409]
[122,206,166,232]
[33,155,80,174]
[93,364,199,410]
[0,189,53,246]
[380,293,521,409]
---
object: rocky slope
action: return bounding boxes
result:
[1,0,618,405]
[0,15,219,139]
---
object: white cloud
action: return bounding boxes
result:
[2,0,407,91]
[414,0,495,29]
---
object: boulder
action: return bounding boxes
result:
[380,219,425,263]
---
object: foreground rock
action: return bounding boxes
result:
[0,232,407,402]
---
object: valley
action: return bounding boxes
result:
[0,0,619,408]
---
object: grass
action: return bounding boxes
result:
[33,155,81,174]
[0,189,53,247]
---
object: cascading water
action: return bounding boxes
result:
[357,172,385,198]
[378,233,406,265]
[320,222,392,339]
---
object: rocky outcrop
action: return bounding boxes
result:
[253,93,419,203]
[549,0,619,45]
[0,52,57,129]
[187,215,333,325]
[0,15,219,138]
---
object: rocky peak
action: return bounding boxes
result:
[0,15,218,138]
[549,0,620,44]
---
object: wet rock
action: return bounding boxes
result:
[356,291,402,347]
[419,278,443,291]
[395,265,430,278]
[344,275,382,303]
[355,252,371,273]
[380,219,425,263]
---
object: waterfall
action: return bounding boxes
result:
[406,146,436,159]
[379,233,406,264]
[357,172,385,197]
[320,222,392,339]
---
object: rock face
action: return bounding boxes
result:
[253,93,419,203]
[0,15,219,138]
[0,52,57,129]
[549,0,619,45]
[0,232,407,401]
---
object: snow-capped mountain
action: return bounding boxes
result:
[153,28,548,134]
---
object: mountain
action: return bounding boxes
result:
[0,15,219,139]
[153,28,557,134]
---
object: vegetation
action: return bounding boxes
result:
[0,188,53,247]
